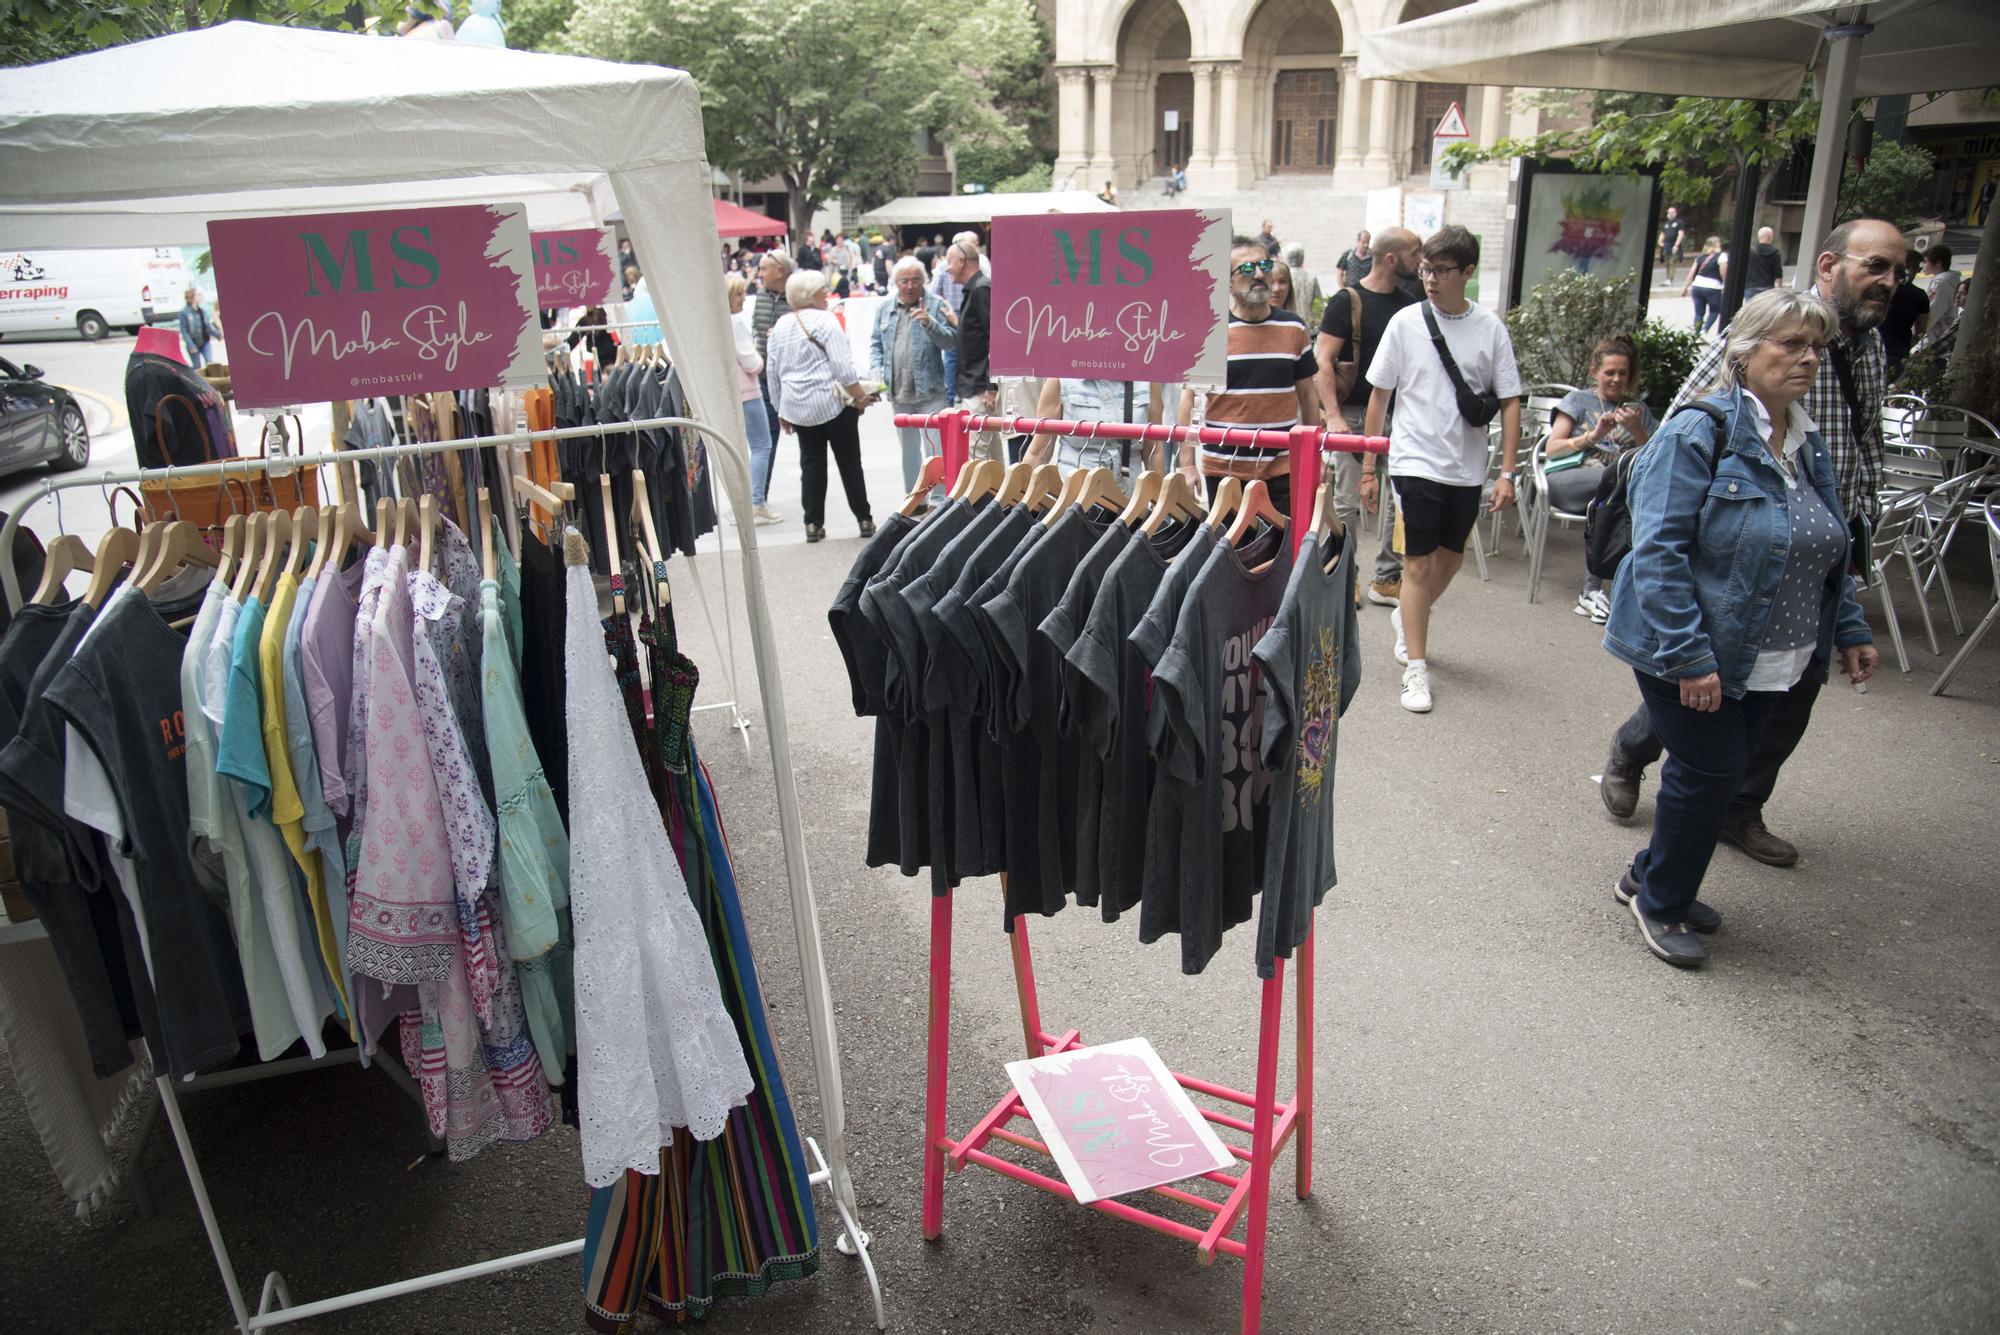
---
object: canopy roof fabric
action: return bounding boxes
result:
[713,198,787,237]
[858,190,1118,228]
[1360,0,2000,99]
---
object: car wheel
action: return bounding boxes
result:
[76,310,110,341]
[51,405,89,471]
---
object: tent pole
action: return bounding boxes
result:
[1722,106,1766,326]
[1796,23,1870,283]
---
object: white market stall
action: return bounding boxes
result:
[858,189,1119,230]
[0,20,881,1331]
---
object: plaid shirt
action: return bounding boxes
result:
[1667,321,1886,522]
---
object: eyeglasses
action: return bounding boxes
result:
[1768,336,1829,359]
[1233,259,1275,276]
[1418,264,1462,280]
[1836,253,1899,278]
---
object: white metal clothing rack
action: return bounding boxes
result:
[0,415,884,1333]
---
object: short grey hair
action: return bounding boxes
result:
[785,268,830,309]
[1704,288,1838,394]
[891,255,927,282]
[952,230,981,255]
[760,249,796,279]
[1283,242,1306,266]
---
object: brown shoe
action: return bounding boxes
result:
[1719,814,1799,868]
[1367,578,1401,607]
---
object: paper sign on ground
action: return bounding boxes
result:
[530,227,619,308]
[207,203,541,409]
[989,208,1230,387]
[1006,1037,1235,1205]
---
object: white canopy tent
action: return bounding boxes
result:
[0,19,877,1326]
[858,189,1118,229]
[1361,0,2000,288]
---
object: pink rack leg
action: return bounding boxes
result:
[922,888,955,1242]
[1239,960,1288,1335]
[1295,926,1315,1200]
[1008,905,1046,1059]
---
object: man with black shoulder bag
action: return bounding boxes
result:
[1360,225,1522,714]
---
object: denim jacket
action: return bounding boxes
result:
[1602,388,1872,697]
[870,292,956,405]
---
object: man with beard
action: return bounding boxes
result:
[1598,218,1900,867]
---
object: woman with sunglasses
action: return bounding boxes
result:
[1601,288,1876,968]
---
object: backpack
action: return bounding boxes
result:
[1582,400,1728,581]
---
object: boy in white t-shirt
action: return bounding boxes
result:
[1362,225,1522,713]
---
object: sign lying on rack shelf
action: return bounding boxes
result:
[530,227,619,307]
[1006,1037,1235,1204]
[207,203,542,409]
[989,207,1231,387]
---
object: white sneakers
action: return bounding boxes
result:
[1390,606,1409,666]
[1400,662,1433,712]
[753,505,781,526]
[1574,589,1609,623]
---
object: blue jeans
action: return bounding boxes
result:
[1629,670,1804,921]
[894,408,947,494]
[758,372,781,462]
[941,348,958,403]
[742,397,775,507]
[1691,287,1721,333]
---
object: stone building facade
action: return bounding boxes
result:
[1048,0,1542,299]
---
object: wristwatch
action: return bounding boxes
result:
[1499,469,1516,482]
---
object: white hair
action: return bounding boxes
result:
[1283,242,1306,266]
[1704,288,1838,394]
[952,230,981,254]
[760,249,796,278]
[785,268,830,309]
[891,255,928,282]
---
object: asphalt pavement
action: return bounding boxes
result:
[0,302,1995,1335]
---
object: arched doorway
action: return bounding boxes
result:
[1118,0,1194,184]
[1242,0,1343,180]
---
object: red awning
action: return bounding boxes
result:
[714,198,788,238]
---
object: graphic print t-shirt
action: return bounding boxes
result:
[1252,526,1361,978]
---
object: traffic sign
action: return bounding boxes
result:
[1433,100,1469,140]
[1431,99,1470,191]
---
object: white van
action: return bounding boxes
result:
[0,247,189,342]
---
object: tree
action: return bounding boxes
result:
[1445,89,1819,208]
[1836,139,1936,229]
[1,0,383,66]
[563,0,1046,235]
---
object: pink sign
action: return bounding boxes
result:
[207,203,542,409]
[530,228,619,308]
[1006,1037,1235,1204]
[990,208,1232,386]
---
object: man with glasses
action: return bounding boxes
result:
[946,238,1002,461]
[1361,225,1522,714]
[1177,239,1319,512]
[1600,217,1900,867]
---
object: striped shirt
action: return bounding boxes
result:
[765,307,857,429]
[1200,308,1317,480]
[1667,315,1884,522]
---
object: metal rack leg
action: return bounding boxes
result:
[1295,927,1314,1201]
[922,888,955,1242]
[1239,963,1287,1335]
[156,1075,255,1334]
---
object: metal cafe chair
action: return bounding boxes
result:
[1930,495,2000,697]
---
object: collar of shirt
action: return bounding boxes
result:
[1741,392,1816,486]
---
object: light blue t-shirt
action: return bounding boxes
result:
[215,595,273,820]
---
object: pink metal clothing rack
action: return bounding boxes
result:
[891,407,1387,1334]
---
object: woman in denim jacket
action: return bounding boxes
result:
[1602,289,1877,968]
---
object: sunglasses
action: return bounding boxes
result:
[1233,259,1275,276]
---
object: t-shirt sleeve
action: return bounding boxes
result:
[1318,291,1352,342]
[1252,621,1295,771]
[1554,389,1594,428]
[1292,330,1317,382]
[1065,616,1122,763]
[1491,318,1524,398]
[1150,638,1204,786]
[1365,314,1406,391]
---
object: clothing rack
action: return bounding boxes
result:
[890,407,1387,1335]
[0,415,884,1333]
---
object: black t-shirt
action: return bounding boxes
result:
[1745,243,1784,289]
[1319,283,1418,406]
[1252,526,1361,978]
[125,352,233,467]
[518,528,571,827]
[46,592,251,1076]
[1146,532,1293,974]
[1881,281,1931,363]
[977,506,1105,923]
[830,512,921,871]
[956,274,994,400]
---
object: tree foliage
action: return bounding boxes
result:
[1,0,379,66]
[1836,139,1936,229]
[1505,271,1642,391]
[1445,88,1819,207]
[563,0,1046,233]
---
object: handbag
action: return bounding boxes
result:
[140,398,318,531]
[1332,287,1364,403]
[790,313,859,409]
[1421,301,1501,427]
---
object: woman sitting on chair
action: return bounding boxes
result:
[1546,335,1656,622]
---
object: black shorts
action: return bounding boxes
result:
[1393,475,1481,556]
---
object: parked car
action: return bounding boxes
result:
[0,355,90,474]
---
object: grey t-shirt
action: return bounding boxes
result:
[1148,535,1294,975]
[1253,526,1362,978]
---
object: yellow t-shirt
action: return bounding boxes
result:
[259,571,351,1023]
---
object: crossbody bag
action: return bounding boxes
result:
[1333,287,1364,402]
[1420,301,1501,427]
[788,312,858,409]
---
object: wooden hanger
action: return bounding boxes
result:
[30,533,93,605]
[306,504,337,581]
[82,526,140,608]
[1041,468,1090,527]
[1076,467,1129,518]
[137,518,222,592]
[252,508,294,603]
[1225,478,1287,548]
[630,470,671,607]
[1021,463,1062,515]
[1310,474,1345,549]
[417,495,436,573]
[395,498,419,552]
[283,505,314,580]
[958,458,1002,505]
[994,460,1034,508]
[1117,470,1162,527]
[1141,469,1201,538]
[598,474,624,617]
[1205,475,1244,533]
[374,497,394,549]
[132,518,165,590]
[899,455,945,516]
[513,470,573,533]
